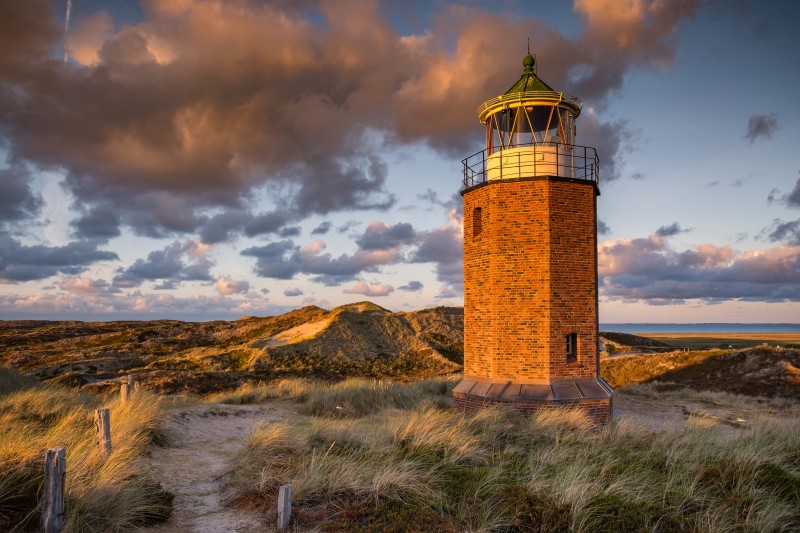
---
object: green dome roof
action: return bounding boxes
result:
[504,53,555,94]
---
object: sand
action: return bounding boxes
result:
[142,402,289,533]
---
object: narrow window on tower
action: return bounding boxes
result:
[473,207,483,238]
[566,333,578,363]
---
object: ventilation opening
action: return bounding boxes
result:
[473,207,483,238]
[566,333,578,363]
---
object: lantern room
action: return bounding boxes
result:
[463,53,598,187]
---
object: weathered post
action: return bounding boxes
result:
[277,483,292,529]
[41,447,66,533]
[94,408,111,456]
[120,375,137,403]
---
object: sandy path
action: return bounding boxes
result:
[143,402,288,533]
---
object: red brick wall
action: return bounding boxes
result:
[453,393,612,426]
[462,177,598,381]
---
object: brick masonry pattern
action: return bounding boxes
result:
[463,177,599,380]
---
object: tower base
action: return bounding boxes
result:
[452,377,613,426]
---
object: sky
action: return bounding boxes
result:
[0,0,799,323]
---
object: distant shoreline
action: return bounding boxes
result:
[601,323,800,334]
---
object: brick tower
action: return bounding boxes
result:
[452,51,613,425]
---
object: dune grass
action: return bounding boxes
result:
[231,377,800,532]
[205,375,460,417]
[0,367,171,531]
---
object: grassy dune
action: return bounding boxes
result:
[227,377,800,532]
[0,368,171,531]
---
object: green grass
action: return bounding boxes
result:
[0,366,41,395]
[0,367,171,531]
[229,377,800,532]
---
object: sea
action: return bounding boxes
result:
[600,323,800,334]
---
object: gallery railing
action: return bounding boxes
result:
[462,142,599,190]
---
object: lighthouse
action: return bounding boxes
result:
[452,51,613,425]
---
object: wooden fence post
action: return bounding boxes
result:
[120,375,137,404]
[94,408,111,456]
[277,483,292,529]
[40,447,66,533]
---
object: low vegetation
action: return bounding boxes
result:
[0,368,171,531]
[639,332,800,350]
[0,304,463,394]
[226,376,800,532]
[602,346,800,398]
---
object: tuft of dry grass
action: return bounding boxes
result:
[204,378,312,404]
[230,376,800,532]
[0,368,170,531]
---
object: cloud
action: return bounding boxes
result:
[765,218,800,246]
[113,240,213,288]
[597,219,611,235]
[284,288,304,297]
[398,280,423,292]
[0,290,285,321]
[343,280,394,297]
[417,189,461,211]
[766,178,800,212]
[216,276,249,295]
[599,231,800,302]
[356,221,416,250]
[745,114,780,143]
[0,166,43,227]
[70,204,122,240]
[655,222,689,237]
[0,0,701,246]
[767,188,780,205]
[0,233,118,282]
[59,277,120,296]
[411,223,463,296]
[311,221,333,235]
[784,178,800,208]
[241,239,402,285]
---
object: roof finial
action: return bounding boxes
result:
[523,37,535,74]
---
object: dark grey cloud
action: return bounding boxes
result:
[70,204,122,240]
[0,232,118,282]
[0,166,43,226]
[198,209,253,245]
[337,221,362,234]
[398,280,423,292]
[597,219,611,236]
[311,221,333,235]
[599,231,800,302]
[278,226,301,238]
[112,240,213,288]
[766,178,800,210]
[785,178,800,208]
[411,225,463,295]
[655,222,689,238]
[0,0,699,245]
[356,222,416,250]
[767,188,780,205]
[241,239,402,285]
[745,114,780,143]
[284,288,304,297]
[243,211,292,239]
[765,218,800,246]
